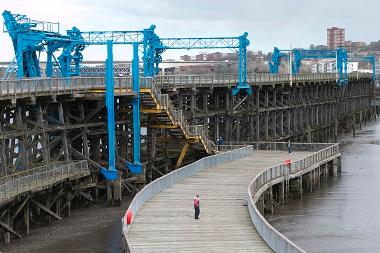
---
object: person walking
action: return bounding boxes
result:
[193,194,200,220]
[287,140,292,155]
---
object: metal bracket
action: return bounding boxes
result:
[232,84,253,96]
[101,167,118,181]
[126,161,142,174]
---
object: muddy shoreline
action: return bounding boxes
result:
[0,198,131,253]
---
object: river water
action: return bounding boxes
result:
[267,120,380,253]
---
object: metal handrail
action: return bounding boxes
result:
[122,145,254,253]
[145,81,215,153]
[0,161,68,185]
[247,143,340,253]
[0,73,372,101]
[155,73,372,88]
[0,76,149,101]
[121,142,340,252]
[0,161,90,203]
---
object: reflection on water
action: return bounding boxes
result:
[268,121,380,253]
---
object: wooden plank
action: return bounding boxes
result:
[0,220,21,238]
[128,151,312,253]
[47,188,65,209]
[175,142,190,169]
[11,196,29,220]
[77,190,94,202]
[30,198,62,220]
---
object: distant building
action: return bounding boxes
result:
[349,41,366,47]
[348,62,359,73]
[311,60,359,74]
[315,45,328,50]
[311,61,336,73]
[206,54,214,61]
[196,54,206,61]
[179,51,243,62]
[180,55,191,61]
[327,27,345,49]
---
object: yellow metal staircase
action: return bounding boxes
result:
[140,81,215,155]
[88,77,215,157]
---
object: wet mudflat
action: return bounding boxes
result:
[0,198,131,253]
[268,121,380,253]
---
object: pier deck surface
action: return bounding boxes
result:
[128,150,312,253]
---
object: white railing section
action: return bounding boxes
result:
[121,142,340,253]
[0,161,90,203]
[122,145,254,253]
[155,73,372,88]
[226,142,333,153]
[0,73,371,101]
[247,143,340,253]
[0,76,151,101]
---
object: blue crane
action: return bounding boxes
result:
[3,10,252,180]
[269,47,348,86]
[79,25,160,78]
[292,48,348,85]
[348,54,376,80]
[80,30,252,95]
[78,30,252,179]
[152,33,252,96]
[78,26,161,178]
[2,10,86,79]
[269,47,289,74]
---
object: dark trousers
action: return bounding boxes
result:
[194,206,200,219]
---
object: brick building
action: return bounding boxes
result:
[327,27,345,49]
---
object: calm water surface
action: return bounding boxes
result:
[268,121,380,253]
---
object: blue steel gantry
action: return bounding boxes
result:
[348,54,376,80]
[153,33,252,95]
[100,40,143,180]
[79,25,160,79]
[269,47,289,74]
[269,47,348,86]
[2,10,252,180]
[102,40,118,180]
[79,27,160,177]
[78,30,253,178]
[80,30,252,95]
[292,48,348,86]
[2,10,86,79]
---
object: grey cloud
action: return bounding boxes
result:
[1,0,379,61]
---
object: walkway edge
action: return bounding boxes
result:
[247,143,340,253]
[121,146,254,253]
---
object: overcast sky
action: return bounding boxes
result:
[0,0,378,61]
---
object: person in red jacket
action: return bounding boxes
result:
[194,195,200,219]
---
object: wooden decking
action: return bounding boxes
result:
[128,150,312,253]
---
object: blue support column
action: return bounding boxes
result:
[16,38,24,78]
[46,50,53,77]
[126,43,142,174]
[373,61,376,81]
[143,29,150,78]
[336,48,348,86]
[101,40,118,181]
[232,32,252,96]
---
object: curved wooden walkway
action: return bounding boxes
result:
[128,150,312,253]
